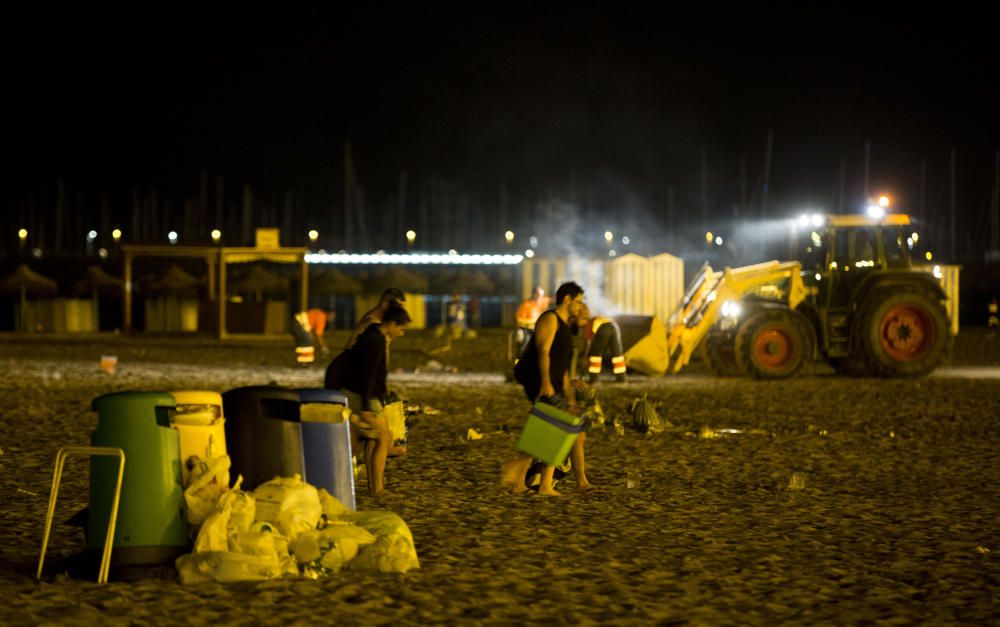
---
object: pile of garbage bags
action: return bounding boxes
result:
[175,469,419,584]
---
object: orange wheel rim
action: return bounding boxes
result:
[754,328,793,369]
[880,305,933,361]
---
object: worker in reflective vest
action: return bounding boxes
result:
[579,304,627,383]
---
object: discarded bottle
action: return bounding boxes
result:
[787,472,807,491]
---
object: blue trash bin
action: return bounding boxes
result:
[222,386,305,491]
[298,389,355,510]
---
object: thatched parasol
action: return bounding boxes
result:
[147,264,203,292]
[1,264,58,332]
[365,266,429,295]
[428,269,495,295]
[310,268,363,295]
[228,264,290,301]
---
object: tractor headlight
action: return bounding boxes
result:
[721,300,742,318]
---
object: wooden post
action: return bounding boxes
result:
[700,148,708,235]
[123,250,133,334]
[219,251,227,339]
[762,129,774,220]
[950,148,957,260]
[344,142,354,251]
[863,139,870,202]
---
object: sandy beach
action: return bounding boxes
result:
[1,328,998,624]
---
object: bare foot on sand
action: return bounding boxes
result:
[577,482,604,493]
[537,486,563,497]
[500,460,530,494]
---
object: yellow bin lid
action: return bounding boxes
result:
[170,390,223,408]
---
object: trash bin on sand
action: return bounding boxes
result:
[169,390,228,486]
[298,388,355,510]
[89,391,189,566]
[222,386,304,491]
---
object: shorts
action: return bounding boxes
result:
[341,390,384,415]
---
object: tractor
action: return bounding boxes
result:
[664,212,957,378]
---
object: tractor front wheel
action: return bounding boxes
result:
[736,310,808,379]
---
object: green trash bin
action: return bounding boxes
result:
[89,391,189,567]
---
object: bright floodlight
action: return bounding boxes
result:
[715,236,723,246]
[211,229,222,242]
[604,231,614,242]
[406,230,416,243]
[87,230,98,241]
[112,228,122,242]
[308,229,319,242]
[504,230,514,243]
[867,205,885,219]
[798,215,810,227]
[810,214,824,227]
[18,228,27,240]
[168,231,178,244]
[878,195,890,207]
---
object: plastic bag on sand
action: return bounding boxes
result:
[339,510,420,573]
[252,475,322,542]
[184,455,232,526]
[292,525,377,574]
[192,489,255,554]
[318,488,348,518]
[176,551,282,585]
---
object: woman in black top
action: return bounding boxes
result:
[325,303,410,496]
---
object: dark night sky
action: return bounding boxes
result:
[4,5,1000,224]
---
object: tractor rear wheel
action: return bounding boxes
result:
[856,289,951,377]
[735,310,808,379]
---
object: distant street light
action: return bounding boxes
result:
[87,230,98,241]
[715,236,724,246]
[308,229,319,243]
[505,230,514,244]
[406,230,416,243]
[18,228,28,240]
[608,249,617,257]
[112,228,122,243]
[621,236,630,245]
[705,231,713,244]
[525,249,535,258]
[925,251,933,261]
[211,229,222,244]
[878,195,890,207]
[604,231,613,243]
[168,231,179,244]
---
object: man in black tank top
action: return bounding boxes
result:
[502,282,598,496]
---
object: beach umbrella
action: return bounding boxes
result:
[365,266,428,295]
[1,264,58,332]
[310,268,363,295]
[228,264,290,302]
[148,263,203,293]
[428,269,495,295]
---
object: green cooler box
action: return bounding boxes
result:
[516,402,586,466]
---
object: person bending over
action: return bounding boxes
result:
[325,302,410,496]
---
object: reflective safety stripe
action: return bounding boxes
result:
[296,346,315,363]
[611,355,626,374]
[588,356,603,373]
